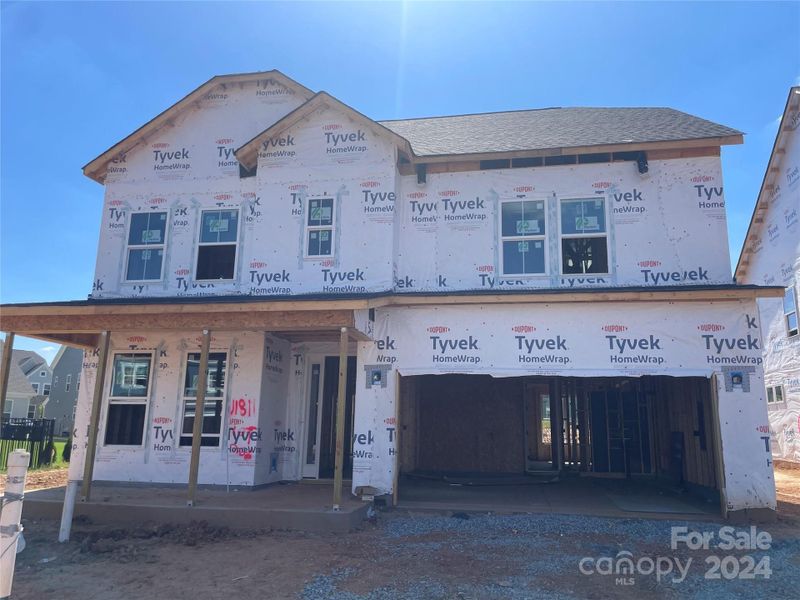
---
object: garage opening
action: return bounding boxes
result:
[397,375,722,516]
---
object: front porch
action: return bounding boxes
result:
[22,480,369,534]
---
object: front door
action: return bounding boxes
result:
[302,355,357,479]
[524,382,554,471]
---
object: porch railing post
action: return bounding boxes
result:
[332,326,349,510]
[0,332,15,438]
[81,330,110,502]
[187,329,211,507]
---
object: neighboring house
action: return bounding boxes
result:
[14,349,52,398]
[0,70,783,520]
[43,346,84,436]
[736,86,800,464]
[0,347,40,419]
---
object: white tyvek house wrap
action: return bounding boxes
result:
[68,331,293,486]
[396,157,731,292]
[741,106,800,463]
[352,301,776,511]
[92,105,397,298]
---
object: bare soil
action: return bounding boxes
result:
[0,466,69,492]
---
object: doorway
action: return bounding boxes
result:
[302,355,357,479]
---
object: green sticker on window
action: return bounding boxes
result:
[517,219,539,234]
[518,241,529,252]
[142,229,161,243]
[209,219,229,233]
[575,216,599,231]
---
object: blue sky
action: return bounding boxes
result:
[1,1,798,362]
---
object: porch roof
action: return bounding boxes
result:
[0,284,784,349]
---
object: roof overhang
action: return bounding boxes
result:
[735,86,800,281]
[0,285,783,349]
[82,70,315,184]
[235,92,414,170]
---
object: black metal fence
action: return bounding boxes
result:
[0,418,56,470]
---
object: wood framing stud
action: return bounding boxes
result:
[81,331,111,502]
[0,332,15,437]
[187,329,211,506]
[332,327,349,510]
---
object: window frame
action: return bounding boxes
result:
[43,383,50,396]
[179,351,228,449]
[66,373,71,392]
[498,198,549,278]
[195,209,241,282]
[303,197,336,260]
[766,384,786,405]
[784,284,799,337]
[2,399,12,419]
[103,352,154,448]
[27,403,36,419]
[123,211,169,283]
[31,382,39,394]
[558,195,611,277]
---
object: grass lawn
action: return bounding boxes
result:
[0,437,69,472]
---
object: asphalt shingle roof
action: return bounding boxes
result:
[378,107,741,157]
[0,348,37,397]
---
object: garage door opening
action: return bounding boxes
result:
[396,374,723,516]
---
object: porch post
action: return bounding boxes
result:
[187,329,211,507]
[81,330,110,502]
[0,332,15,436]
[332,326,349,510]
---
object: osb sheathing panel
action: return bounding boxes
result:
[414,375,524,474]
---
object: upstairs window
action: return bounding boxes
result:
[126,212,167,281]
[27,403,36,419]
[785,285,798,337]
[560,198,609,275]
[180,352,227,447]
[767,385,785,404]
[43,383,50,396]
[500,200,546,276]
[66,374,71,392]
[105,353,152,446]
[196,210,239,280]
[31,383,40,394]
[305,198,334,257]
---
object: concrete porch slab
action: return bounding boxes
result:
[22,481,369,533]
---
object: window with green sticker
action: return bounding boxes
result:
[196,209,239,280]
[500,199,546,275]
[306,198,335,257]
[560,198,609,275]
[125,212,167,281]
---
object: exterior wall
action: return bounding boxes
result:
[24,363,52,394]
[353,300,775,513]
[4,394,32,419]
[45,347,84,435]
[740,109,800,463]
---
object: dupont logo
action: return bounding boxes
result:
[288,184,307,191]
[147,197,167,205]
[216,138,234,145]
[151,142,170,150]
[215,193,232,201]
[477,265,494,273]
[152,417,171,425]
[195,335,217,344]
[242,192,257,199]
[384,417,396,425]
[512,325,536,333]
[250,261,268,269]
[690,175,714,183]
[127,336,146,343]
[514,185,534,193]
[319,259,334,268]
[427,326,450,334]
[323,123,342,131]
[637,260,662,268]
[698,323,725,332]
[602,325,628,333]
[109,200,124,206]
[361,181,380,188]
[438,190,460,197]
[592,181,612,189]
[407,191,427,199]
[175,268,190,276]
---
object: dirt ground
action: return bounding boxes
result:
[4,466,800,599]
[0,466,69,492]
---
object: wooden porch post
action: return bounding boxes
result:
[332,326,349,510]
[81,330,110,502]
[0,332,15,437]
[187,329,211,507]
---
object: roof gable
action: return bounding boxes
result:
[83,70,314,183]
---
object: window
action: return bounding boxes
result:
[31,382,39,394]
[27,403,36,419]
[305,198,334,257]
[3,400,12,419]
[767,385,785,404]
[500,200,546,275]
[40,370,46,377]
[126,212,167,281]
[560,198,609,275]
[104,353,152,446]
[43,383,50,396]
[196,210,239,280]
[54,375,59,385]
[66,374,72,392]
[784,285,798,337]
[180,352,227,447]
